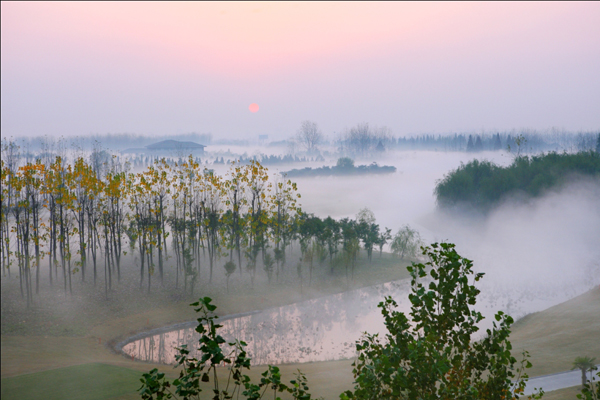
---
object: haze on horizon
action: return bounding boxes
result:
[1,2,600,140]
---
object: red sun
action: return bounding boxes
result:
[249,103,259,113]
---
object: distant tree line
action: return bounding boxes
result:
[7,132,213,152]
[248,154,325,165]
[435,151,600,213]
[211,154,327,166]
[6,129,598,162]
[336,128,599,156]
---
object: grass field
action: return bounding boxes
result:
[2,250,599,399]
[0,363,142,400]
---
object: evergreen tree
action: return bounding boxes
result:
[466,135,474,152]
[474,135,483,152]
[494,133,502,150]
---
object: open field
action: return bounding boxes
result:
[2,252,599,399]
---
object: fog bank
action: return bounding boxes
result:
[294,150,600,318]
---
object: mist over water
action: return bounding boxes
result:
[291,151,510,228]
[433,179,600,318]
[292,150,600,318]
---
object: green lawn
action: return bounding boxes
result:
[0,363,142,400]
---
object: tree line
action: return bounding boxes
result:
[435,151,600,213]
[1,147,421,306]
[335,128,600,156]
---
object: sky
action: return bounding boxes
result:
[2,1,600,140]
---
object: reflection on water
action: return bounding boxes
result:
[121,280,412,365]
[121,276,595,366]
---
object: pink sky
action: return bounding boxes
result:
[2,1,599,139]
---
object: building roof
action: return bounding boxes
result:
[145,140,206,150]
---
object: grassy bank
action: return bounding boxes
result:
[509,286,600,377]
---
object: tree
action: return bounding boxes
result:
[356,221,378,262]
[596,133,600,153]
[244,160,271,268]
[466,135,474,152]
[508,134,527,158]
[573,356,598,388]
[221,161,249,275]
[474,135,484,152]
[339,218,359,282]
[342,243,542,400]
[376,227,392,257]
[336,157,355,170]
[341,123,376,157]
[390,225,422,259]
[493,133,502,151]
[200,169,224,284]
[322,216,340,270]
[295,120,324,154]
[356,208,375,226]
[270,176,300,279]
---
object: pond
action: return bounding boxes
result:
[118,276,588,366]
[119,279,413,365]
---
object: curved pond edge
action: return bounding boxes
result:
[113,278,414,364]
[114,309,263,360]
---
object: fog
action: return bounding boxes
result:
[292,150,600,318]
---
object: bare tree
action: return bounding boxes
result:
[339,123,391,157]
[295,120,324,154]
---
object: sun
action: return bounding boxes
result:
[249,103,259,113]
